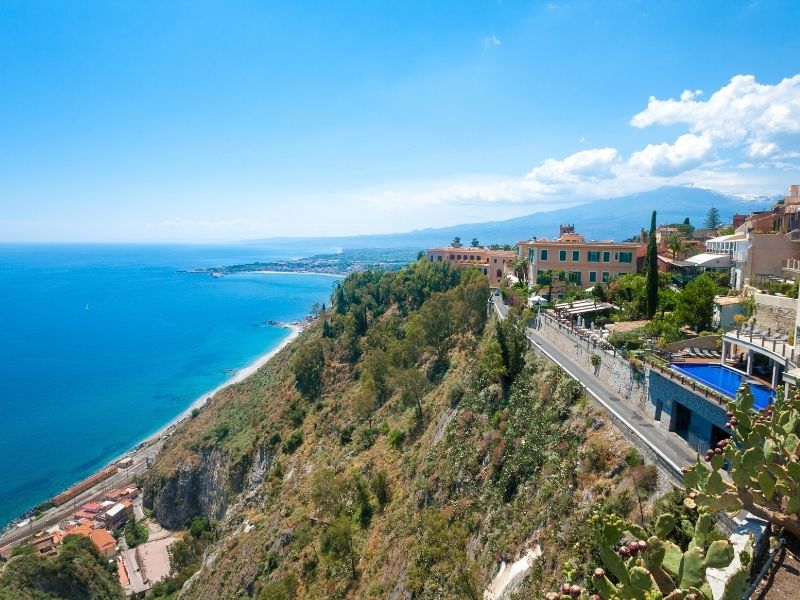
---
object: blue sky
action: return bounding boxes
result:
[1,1,799,242]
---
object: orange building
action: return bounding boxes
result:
[517,226,646,296]
[425,246,517,286]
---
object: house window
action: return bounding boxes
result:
[558,271,566,281]
[572,250,580,261]
[559,250,567,261]
[540,249,548,261]
[496,269,502,278]
[429,255,433,261]
[602,251,610,262]
[568,271,582,285]
[619,251,633,263]
[529,248,536,261]
[475,255,481,261]
[437,256,442,262]
[493,258,497,263]
[457,255,462,260]
[602,272,610,282]
[588,251,600,262]
[450,255,455,259]
[589,271,597,283]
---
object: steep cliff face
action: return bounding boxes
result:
[144,442,276,530]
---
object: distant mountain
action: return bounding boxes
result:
[247,186,775,253]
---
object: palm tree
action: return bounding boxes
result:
[508,257,528,282]
[667,234,684,259]
[452,236,462,248]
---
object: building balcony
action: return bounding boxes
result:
[784,257,800,276]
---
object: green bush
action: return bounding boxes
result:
[388,428,406,448]
[281,430,303,454]
[125,518,149,547]
[584,437,613,473]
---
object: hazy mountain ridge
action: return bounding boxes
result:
[248,186,774,251]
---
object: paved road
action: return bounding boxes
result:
[0,438,164,549]
[526,324,696,470]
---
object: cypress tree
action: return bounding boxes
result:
[646,210,659,318]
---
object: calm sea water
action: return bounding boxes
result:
[0,244,339,528]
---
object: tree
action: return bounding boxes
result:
[292,342,325,399]
[321,516,358,579]
[704,206,722,230]
[452,236,462,248]
[683,385,800,538]
[478,337,506,384]
[392,367,429,422]
[470,237,480,247]
[667,233,684,259]
[675,273,717,331]
[646,210,659,318]
[511,257,528,281]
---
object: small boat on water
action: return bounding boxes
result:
[211,272,224,278]
[85,304,89,310]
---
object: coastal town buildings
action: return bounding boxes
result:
[425,246,517,286]
[517,225,647,295]
[704,185,800,290]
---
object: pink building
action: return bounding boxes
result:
[425,246,517,286]
[518,228,646,296]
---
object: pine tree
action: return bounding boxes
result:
[704,206,722,230]
[646,210,658,318]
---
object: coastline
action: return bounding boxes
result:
[157,322,302,436]
[2,323,303,535]
[249,270,346,278]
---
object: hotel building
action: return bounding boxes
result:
[517,225,647,295]
[425,246,517,286]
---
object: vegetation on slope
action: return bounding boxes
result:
[0,534,123,600]
[142,259,686,599]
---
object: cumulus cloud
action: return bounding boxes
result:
[628,133,714,176]
[364,73,800,212]
[526,148,620,183]
[631,74,800,157]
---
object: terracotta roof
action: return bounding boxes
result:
[88,528,116,553]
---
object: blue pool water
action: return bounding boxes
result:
[0,244,342,528]
[670,363,776,410]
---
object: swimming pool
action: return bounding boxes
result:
[670,363,776,410]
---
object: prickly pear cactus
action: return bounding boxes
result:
[682,384,800,538]
[546,512,751,600]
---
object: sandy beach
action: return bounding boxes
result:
[160,322,302,436]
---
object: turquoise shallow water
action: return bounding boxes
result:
[0,244,338,528]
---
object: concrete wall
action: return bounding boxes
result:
[538,315,731,455]
[754,293,797,335]
[648,371,730,454]
[750,233,800,279]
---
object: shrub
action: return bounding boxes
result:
[631,464,658,494]
[357,427,378,450]
[269,432,281,446]
[371,471,390,507]
[584,437,613,473]
[446,383,465,407]
[590,354,601,367]
[124,518,149,548]
[281,430,303,454]
[388,428,406,448]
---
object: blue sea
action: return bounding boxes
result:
[0,244,340,528]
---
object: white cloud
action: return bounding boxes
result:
[484,34,502,47]
[628,133,714,176]
[360,73,800,213]
[631,74,800,158]
[526,147,620,183]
